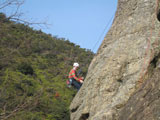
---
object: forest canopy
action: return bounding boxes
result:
[0,13,94,120]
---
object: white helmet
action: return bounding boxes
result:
[73,62,79,67]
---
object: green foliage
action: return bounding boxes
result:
[0,13,94,120]
[0,13,9,23]
[17,62,34,75]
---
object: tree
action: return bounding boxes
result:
[0,0,24,19]
[0,0,49,27]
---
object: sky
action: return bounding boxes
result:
[2,0,118,53]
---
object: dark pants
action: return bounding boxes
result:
[70,78,82,90]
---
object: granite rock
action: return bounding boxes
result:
[70,0,160,120]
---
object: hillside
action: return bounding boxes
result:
[0,13,94,120]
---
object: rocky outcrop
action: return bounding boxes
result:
[70,0,160,120]
[118,60,160,120]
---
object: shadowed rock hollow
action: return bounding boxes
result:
[70,0,160,120]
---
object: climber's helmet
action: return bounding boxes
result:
[73,62,79,67]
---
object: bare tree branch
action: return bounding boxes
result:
[0,0,23,10]
[0,0,50,28]
[7,0,24,20]
[9,17,50,28]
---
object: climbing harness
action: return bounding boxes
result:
[66,79,72,88]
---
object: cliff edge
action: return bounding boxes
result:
[70,0,160,120]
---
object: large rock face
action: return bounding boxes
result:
[70,0,160,120]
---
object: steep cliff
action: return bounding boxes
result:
[70,0,160,120]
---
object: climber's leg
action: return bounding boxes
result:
[72,79,82,90]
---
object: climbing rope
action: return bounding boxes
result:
[92,12,116,53]
[77,12,117,77]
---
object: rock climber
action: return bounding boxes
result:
[67,62,84,90]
